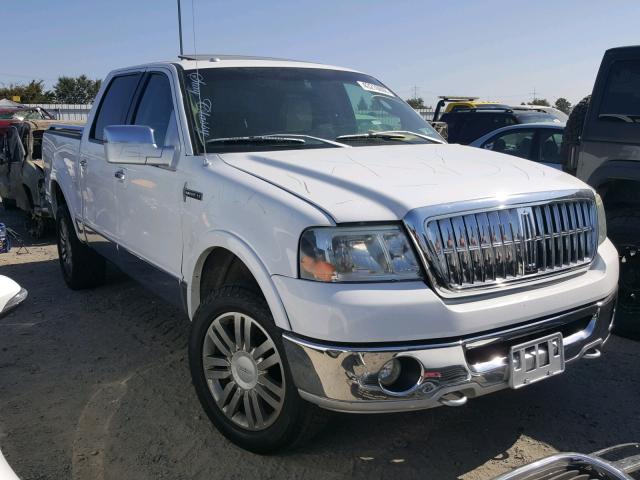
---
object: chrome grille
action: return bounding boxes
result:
[422,198,597,292]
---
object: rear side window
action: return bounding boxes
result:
[132,73,174,146]
[454,113,515,144]
[599,59,640,119]
[483,129,535,160]
[91,74,141,142]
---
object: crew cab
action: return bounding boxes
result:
[44,55,618,453]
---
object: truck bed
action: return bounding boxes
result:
[43,124,85,221]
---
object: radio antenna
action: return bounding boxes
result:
[191,0,207,156]
[177,0,184,56]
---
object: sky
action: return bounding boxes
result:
[3,0,640,108]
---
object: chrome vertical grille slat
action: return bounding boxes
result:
[419,196,597,292]
[533,206,547,270]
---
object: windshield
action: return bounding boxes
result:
[182,67,443,153]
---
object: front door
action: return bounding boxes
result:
[114,70,186,306]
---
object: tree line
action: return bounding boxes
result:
[0,75,102,104]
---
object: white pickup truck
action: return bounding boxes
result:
[44,55,619,453]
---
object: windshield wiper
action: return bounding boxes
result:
[265,133,350,147]
[336,132,406,141]
[206,135,306,145]
[336,130,445,144]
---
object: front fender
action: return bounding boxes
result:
[185,229,291,331]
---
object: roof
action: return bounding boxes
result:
[127,54,359,73]
[469,122,565,147]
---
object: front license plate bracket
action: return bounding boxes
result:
[509,332,564,389]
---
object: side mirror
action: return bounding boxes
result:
[103,125,173,166]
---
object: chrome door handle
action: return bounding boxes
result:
[114,169,126,181]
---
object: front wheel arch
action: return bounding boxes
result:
[186,231,292,331]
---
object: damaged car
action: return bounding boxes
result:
[0,119,82,237]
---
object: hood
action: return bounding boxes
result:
[219,144,588,223]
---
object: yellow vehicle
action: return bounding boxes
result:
[433,96,509,121]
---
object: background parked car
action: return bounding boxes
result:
[562,45,640,339]
[511,104,569,122]
[469,122,565,169]
[439,106,562,144]
[0,119,75,237]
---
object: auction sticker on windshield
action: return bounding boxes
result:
[357,81,395,97]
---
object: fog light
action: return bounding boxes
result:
[378,359,401,387]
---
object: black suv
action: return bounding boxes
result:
[563,45,640,338]
[440,107,560,144]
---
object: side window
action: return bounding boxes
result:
[459,113,515,144]
[599,59,640,121]
[538,130,563,164]
[132,73,175,147]
[483,130,535,160]
[91,74,141,142]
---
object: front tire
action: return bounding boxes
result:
[56,204,105,290]
[189,286,326,453]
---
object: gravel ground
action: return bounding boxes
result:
[0,206,638,480]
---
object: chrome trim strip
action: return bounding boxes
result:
[404,189,597,298]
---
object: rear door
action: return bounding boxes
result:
[481,128,535,160]
[80,72,141,259]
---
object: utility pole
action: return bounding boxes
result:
[177,0,184,56]
[530,87,537,103]
[413,85,420,99]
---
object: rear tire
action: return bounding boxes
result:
[607,208,640,339]
[189,286,327,453]
[56,204,106,290]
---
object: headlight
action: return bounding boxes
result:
[299,225,421,282]
[595,193,607,245]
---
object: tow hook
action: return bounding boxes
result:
[439,391,468,407]
[583,348,602,359]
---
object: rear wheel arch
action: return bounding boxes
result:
[588,161,640,210]
[50,180,67,217]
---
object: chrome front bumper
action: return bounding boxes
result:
[283,290,617,413]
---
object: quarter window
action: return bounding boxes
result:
[91,74,141,141]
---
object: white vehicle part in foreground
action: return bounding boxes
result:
[0,449,19,480]
[0,275,27,316]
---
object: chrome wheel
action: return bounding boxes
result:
[202,312,285,431]
[58,217,73,276]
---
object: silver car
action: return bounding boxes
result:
[469,122,565,170]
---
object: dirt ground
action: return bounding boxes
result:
[0,206,638,480]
